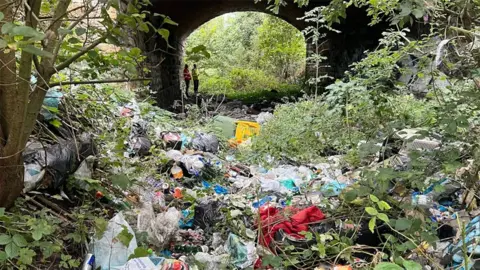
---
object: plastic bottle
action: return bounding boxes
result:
[171,165,183,179]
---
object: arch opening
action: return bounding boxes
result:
[145,1,388,109]
[182,12,307,102]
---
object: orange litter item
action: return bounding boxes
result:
[333,266,353,270]
[174,187,183,199]
[171,165,183,179]
[95,191,104,199]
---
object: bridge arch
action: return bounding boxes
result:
[143,0,386,108]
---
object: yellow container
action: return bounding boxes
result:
[235,121,260,143]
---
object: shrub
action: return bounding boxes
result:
[200,75,233,95]
[252,98,365,162]
[228,68,278,92]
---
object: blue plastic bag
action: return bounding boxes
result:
[214,184,228,195]
[320,182,347,197]
[179,209,194,229]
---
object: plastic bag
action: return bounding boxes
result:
[23,163,45,193]
[180,155,204,175]
[92,213,138,270]
[23,134,96,190]
[166,150,183,162]
[73,155,96,190]
[162,132,182,150]
[120,257,165,270]
[40,88,63,121]
[213,184,228,195]
[320,182,347,197]
[194,252,229,270]
[447,216,480,269]
[179,209,194,229]
[129,136,152,157]
[259,178,290,194]
[191,132,219,153]
[225,233,257,269]
[137,207,181,249]
[256,112,273,125]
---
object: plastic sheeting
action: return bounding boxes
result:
[225,234,257,269]
[41,87,63,121]
[137,206,181,249]
[92,213,138,270]
[23,134,96,191]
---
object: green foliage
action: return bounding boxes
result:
[374,263,403,270]
[59,254,80,269]
[117,226,134,247]
[128,247,151,260]
[0,200,107,268]
[185,12,305,99]
[252,99,353,162]
[111,173,131,190]
[256,16,306,80]
[1,0,174,77]
[229,68,278,92]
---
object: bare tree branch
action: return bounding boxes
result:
[55,34,107,71]
[52,3,98,63]
[46,4,85,31]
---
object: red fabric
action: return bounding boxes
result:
[258,206,325,248]
[183,68,191,81]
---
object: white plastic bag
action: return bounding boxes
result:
[120,257,164,270]
[166,150,183,162]
[73,155,96,190]
[194,252,229,270]
[137,207,181,249]
[256,112,273,125]
[180,155,204,175]
[23,163,45,193]
[93,213,138,270]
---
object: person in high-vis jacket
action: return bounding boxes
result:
[192,64,199,96]
[183,64,192,97]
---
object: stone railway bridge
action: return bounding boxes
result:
[141,0,386,108]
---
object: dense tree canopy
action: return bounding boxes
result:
[184,12,306,96]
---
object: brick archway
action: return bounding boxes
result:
[143,0,385,108]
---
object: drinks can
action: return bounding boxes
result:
[81,253,95,270]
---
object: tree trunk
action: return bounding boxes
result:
[0,155,24,208]
[0,1,25,208]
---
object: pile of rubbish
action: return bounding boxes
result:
[22,89,480,270]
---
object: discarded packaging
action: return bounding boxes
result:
[225,233,258,269]
[137,207,181,249]
[120,257,165,270]
[92,213,138,270]
[191,132,219,153]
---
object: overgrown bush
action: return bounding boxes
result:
[199,68,303,103]
[251,98,361,162]
[201,75,233,95]
[229,68,278,92]
[252,89,438,163]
